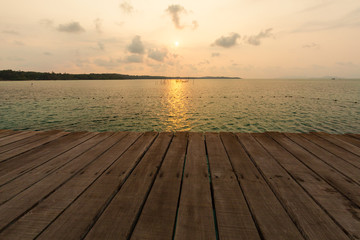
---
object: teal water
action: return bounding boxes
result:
[0,79,359,133]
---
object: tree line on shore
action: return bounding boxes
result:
[0,70,240,80]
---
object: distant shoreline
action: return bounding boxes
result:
[0,70,241,81]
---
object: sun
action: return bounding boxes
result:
[174,41,179,47]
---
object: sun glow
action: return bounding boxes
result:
[164,80,189,131]
[174,41,179,47]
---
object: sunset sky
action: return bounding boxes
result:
[0,0,359,78]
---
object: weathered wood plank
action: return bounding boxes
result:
[85,133,173,239]
[347,134,360,140]
[255,133,360,240]
[269,133,360,207]
[205,132,260,240]
[174,132,216,240]
[335,134,360,148]
[0,132,122,205]
[0,132,97,187]
[0,132,142,240]
[315,133,360,157]
[0,132,117,231]
[131,132,187,240]
[0,131,40,147]
[0,131,49,153]
[0,131,68,162]
[221,132,304,240]
[302,133,360,169]
[285,133,360,185]
[36,132,157,240]
[237,133,349,240]
[0,130,16,138]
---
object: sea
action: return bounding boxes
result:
[0,79,359,133]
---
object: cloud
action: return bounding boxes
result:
[339,8,360,27]
[94,18,102,33]
[336,62,357,67]
[293,8,360,32]
[94,58,120,68]
[192,20,199,30]
[298,1,334,13]
[115,21,125,27]
[7,56,24,61]
[125,55,143,63]
[302,43,320,49]
[166,5,186,29]
[246,28,273,46]
[98,42,105,51]
[212,33,240,48]
[211,52,220,57]
[199,60,210,65]
[39,19,54,27]
[165,5,198,30]
[212,28,273,48]
[75,58,90,68]
[127,35,145,54]
[14,40,25,46]
[57,22,85,33]
[2,30,20,35]
[43,52,52,56]
[148,48,168,62]
[120,1,134,14]
[90,42,105,51]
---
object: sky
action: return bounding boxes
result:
[0,0,359,78]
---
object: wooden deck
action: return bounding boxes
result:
[0,129,359,240]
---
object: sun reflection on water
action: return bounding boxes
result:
[163,80,190,132]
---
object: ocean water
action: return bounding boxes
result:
[0,79,359,133]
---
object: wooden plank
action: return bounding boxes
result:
[0,132,97,186]
[336,134,360,148]
[237,133,349,240]
[0,131,40,147]
[174,132,216,240]
[0,132,142,240]
[85,133,173,239]
[0,130,18,138]
[131,132,187,240]
[0,131,49,153]
[0,131,68,162]
[254,133,360,239]
[36,132,158,240]
[205,133,260,240]
[285,133,360,185]
[220,132,303,240]
[347,134,360,140]
[0,132,108,204]
[0,132,118,231]
[301,133,360,169]
[0,130,23,140]
[315,133,360,157]
[268,133,360,207]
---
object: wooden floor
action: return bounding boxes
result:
[0,130,359,240]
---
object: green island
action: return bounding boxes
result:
[0,70,241,81]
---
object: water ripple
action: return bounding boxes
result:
[0,79,359,133]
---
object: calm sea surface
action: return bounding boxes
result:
[0,79,359,133]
